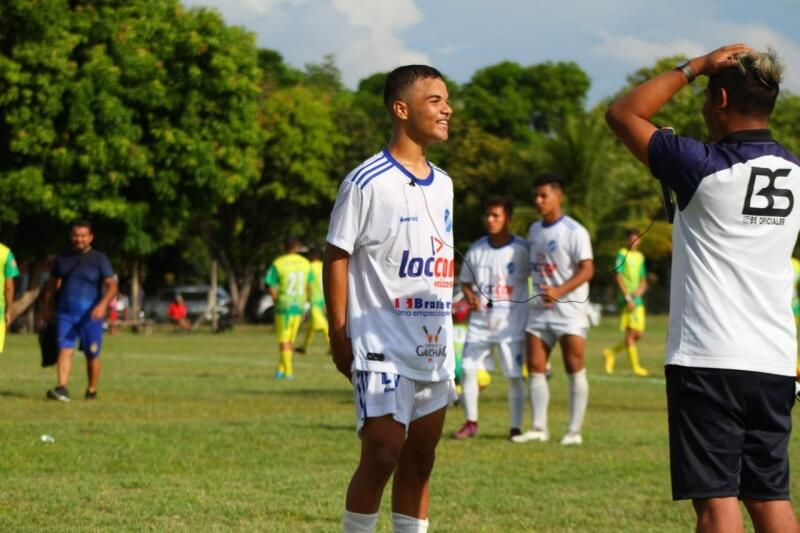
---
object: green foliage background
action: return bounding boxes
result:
[2,1,800,313]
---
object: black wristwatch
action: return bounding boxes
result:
[676,60,696,83]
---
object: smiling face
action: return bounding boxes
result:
[70,225,94,252]
[395,77,451,144]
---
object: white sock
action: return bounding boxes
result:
[507,377,525,429]
[461,368,479,422]
[343,510,378,533]
[392,512,429,533]
[567,368,589,434]
[529,373,549,431]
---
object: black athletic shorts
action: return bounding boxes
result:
[665,364,795,501]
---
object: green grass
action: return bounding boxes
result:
[0,316,797,531]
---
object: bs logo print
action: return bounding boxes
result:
[742,167,794,217]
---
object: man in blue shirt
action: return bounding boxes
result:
[607,45,799,532]
[45,221,117,401]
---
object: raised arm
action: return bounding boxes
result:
[605,44,750,164]
[323,243,353,380]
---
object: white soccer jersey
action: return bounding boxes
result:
[527,215,593,325]
[649,129,800,377]
[326,150,455,382]
[459,235,529,343]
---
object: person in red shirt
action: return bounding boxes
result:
[168,294,190,331]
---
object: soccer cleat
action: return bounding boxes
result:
[274,371,285,379]
[602,349,615,374]
[560,433,583,446]
[508,428,522,440]
[46,387,70,402]
[632,366,649,377]
[84,390,97,400]
[510,428,549,443]
[294,347,306,355]
[452,421,478,440]
[285,375,296,381]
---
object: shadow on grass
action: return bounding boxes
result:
[0,390,27,398]
[237,389,351,403]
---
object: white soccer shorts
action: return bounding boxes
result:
[462,340,525,378]
[525,321,587,348]
[353,371,456,436]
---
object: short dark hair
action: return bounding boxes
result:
[71,219,93,233]
[485,196,513,217]
[383,65,445,111]
[283,236,301,250]
[707,50,782,117]
[533,173,564,191]
[626,228,641,237]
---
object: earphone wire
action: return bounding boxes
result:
[411,179,665,306]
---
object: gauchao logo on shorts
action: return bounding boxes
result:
[417,325,447,361]
[398,236,454,288]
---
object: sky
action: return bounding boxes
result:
[182,0,800,106]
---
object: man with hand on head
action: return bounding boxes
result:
[324,65,454,533]
[607,44,800,532]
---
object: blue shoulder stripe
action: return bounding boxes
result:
[430,163,449,176]
[359,164,393,189]
[350,155,387,184]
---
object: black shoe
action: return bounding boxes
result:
[294,347,306,354]
[47,387,70,402]
[84,390,97,400]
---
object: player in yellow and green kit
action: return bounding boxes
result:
[265,237,311,380]
[603,229,649,376]
[0,242,20,353]
[793,256,800,377]
[297,248,328,354]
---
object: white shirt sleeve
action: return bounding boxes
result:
[326,178,369,255]
[572,226,594,263]
[458,247,476,284]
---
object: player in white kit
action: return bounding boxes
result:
[325,65,454,533]
[512,174,594,446]
[452,197,529,440]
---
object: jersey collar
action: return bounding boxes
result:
[487,234,515,249]
[719,129,773,143]
[382,149,435,186]
[540,215,564,228]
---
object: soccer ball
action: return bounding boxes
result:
[477,369,492,390]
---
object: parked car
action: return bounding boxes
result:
[144,285,231,322]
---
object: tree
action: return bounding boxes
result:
[0,0,263,314]
[461,61,590,141]
[203,82,345,317]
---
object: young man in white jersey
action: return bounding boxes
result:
[607,45,800,532]
[512,174,594,446]
[324,65,454,533]
[452,197,529,440]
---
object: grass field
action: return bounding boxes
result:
[0,316,797,532]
